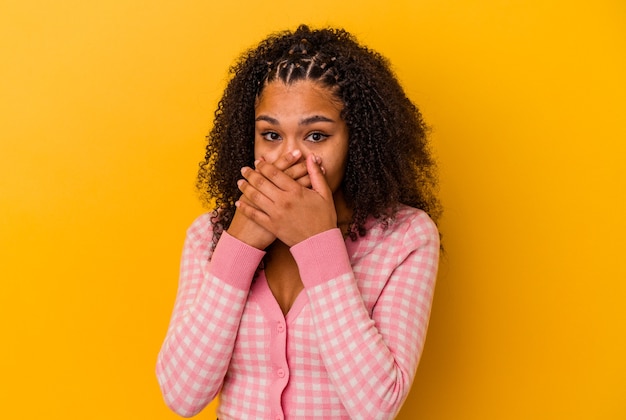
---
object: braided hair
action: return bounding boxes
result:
[197,25,441,249]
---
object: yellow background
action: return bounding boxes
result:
[1,0,624,418]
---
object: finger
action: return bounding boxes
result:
[235,197,272,227]
[255,159,300,191]
[306,154,332,198]
[288,156,322,188]
[237,176,275,210]
[294,174,312,188]
[283,160,308,180]
[268,149,302,172]
[241,165,283,198]
[238,193,261,210]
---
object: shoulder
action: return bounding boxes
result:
[353,205,439,260]
[186,212,215,240]
[390,205,439,245]
[183,212,218,260]
[368,205,438,244]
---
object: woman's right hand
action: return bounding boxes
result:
[226,149,311,250]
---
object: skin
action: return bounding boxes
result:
[227,80,351,314]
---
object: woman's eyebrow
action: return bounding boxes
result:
[255,114,336,125]
[255,115,279,124]
[300,115,335,125]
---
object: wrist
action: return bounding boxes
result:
[227,214,275,250]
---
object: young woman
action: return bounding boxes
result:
[157,25,441,419]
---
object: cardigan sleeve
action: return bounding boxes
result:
[290,210,439,419]
[155,214,265,417]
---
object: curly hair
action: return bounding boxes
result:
[197,24,441,249]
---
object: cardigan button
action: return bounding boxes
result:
[277,322,285,333]
[277,368,285,378]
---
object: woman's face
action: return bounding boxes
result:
[254,80,349,195]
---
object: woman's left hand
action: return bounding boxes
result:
[236,154,337,247]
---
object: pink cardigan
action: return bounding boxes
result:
[156,205,439,419]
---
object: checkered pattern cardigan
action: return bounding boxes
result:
[156,205,439,419]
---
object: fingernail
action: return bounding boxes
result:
[320,165,326,175]
[235,200,241,207]
[254,159,260,167]
[291,149,301,159]
[237,179,244,187]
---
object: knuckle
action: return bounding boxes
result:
[270,156,288,170]
[253,175,265,188]
[267,166,280,180]
[248,209,258,221]
[249,190,261,202]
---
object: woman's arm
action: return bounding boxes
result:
[236,151,439,417]
[156,215,265,417]
[290,210,439,419]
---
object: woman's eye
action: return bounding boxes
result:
[261,131,281,141]
[306,132,329,143]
